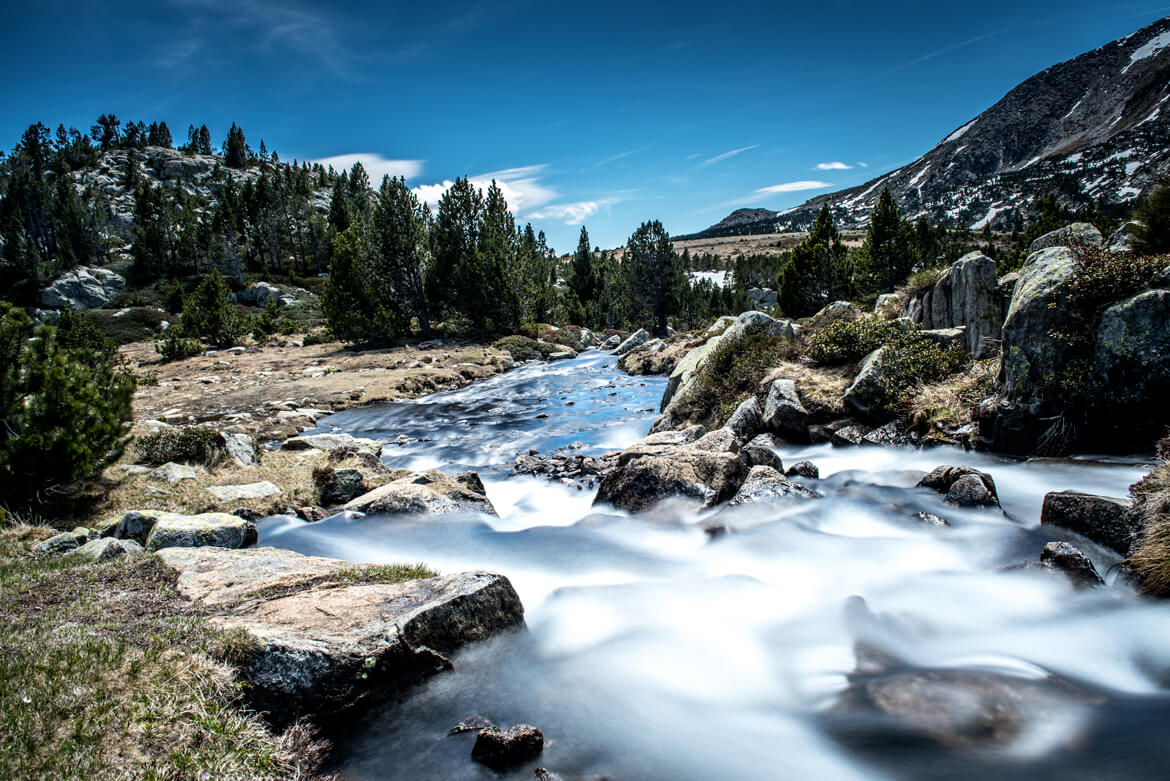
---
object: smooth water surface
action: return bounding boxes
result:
[259,351,1169,780]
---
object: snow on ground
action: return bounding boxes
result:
[1122,29,1170,74]
[1063,99,1083,120]
[1126,161,1143,176]
[970,204,1008,230]
[1065,152,1084,164]
[944,120,977,144]
[908,163,931,187]
[1119,186,1143,200]
[690,270,729,287]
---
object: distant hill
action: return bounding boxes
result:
[685,17,1170,239]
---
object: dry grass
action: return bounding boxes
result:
[907,359,998,433]
[0,527,332,779]
[762,361,852,417]
[74,447,391,527]
[1125,464,1170,597]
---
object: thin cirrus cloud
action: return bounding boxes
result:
[527,201,603,225]
[815,161,853,170]
[755,181,832,194]
[412,165,557,215]
[695,144,760,168]
[314,153,424,183]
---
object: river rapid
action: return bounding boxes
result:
[258,350,1170,780]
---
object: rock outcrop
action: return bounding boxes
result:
[471,724,545,770]
[156,546,525,726]
[613,328,650,356]
[728,465,820,505]
[761,379,810,439]
[594,443,748,513]
[344,470,496,516]
[145,512,258,551]
[39,266,126,310]
[1040,491,1136,554]
[1090,289,1170,436]
[1038,541,1105,588]
[235,281,296,308]
[902,252,1004,358]
[1028,222,1103,254]
[284,432,383,457]
[917,466,1000,508]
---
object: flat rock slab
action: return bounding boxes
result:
[156,547,525,726]
[206,481,282,502]
[146,512,258,551]
[284,432,383,457]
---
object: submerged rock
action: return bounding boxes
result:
[1039,541,1105,588]
[471,724,544,771]
[1040,491,1136,555]
[729,465,820,505]
[157,546,525,727]
[917,466,999,508]
[786,461,820,480]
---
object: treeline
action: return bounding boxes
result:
[322,176,749,342]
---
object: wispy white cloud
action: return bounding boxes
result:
[315,153,424,182]
[696,144,759,168]
[413,165,557,215]
[589,145,651,170]
[527,201,602,225]
[755,180,832,194]
[886,31,1001,74]
[857,161,869,168]
[685,153,703,161]
[815,161,853,170]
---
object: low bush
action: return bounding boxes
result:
[677,333,795,426]
[84,307,169,345]
[551,328,583,351]
[134,426,225,467]
[869,333,968,417]
[808,317,905,365]
[302,330,332,346]
[156,331,204,361]
[492,335,559,361]
[181,273,249,347]
[898,267,947,299]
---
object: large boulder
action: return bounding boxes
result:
[284,432,382,457]
[725,396,763,443]
[746,288,777,308]
[613,328,650,356]
[235,281,295,308]
[39,266,126,310]
[344,470,496,516]
[156,546,525,726]
[917,466,999,508]
[902,252,1002,358]
[1106,221,1142,253]
[206,481,282,502]
[761,379,810,439]
[1090,289,1170,436]
[145,512,258,551]
[1038,541,1105,588]
[1028,222,1103,254]
[1040,491,1136,555]
[843,347,892,419]
[471,725,545,770]
[987,247,1078,452]
[594,446,748,513]
[74,537,144,562]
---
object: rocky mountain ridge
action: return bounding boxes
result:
[688,17,1170,239]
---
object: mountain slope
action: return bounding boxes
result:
[687,18,1170,238]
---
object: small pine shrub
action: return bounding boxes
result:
[551,329,583,352]
[809,317,905,365]
[134,426,225,467]
[302,330,332,346]
[181,273,248,347]
[156,332,203,361]
[55,307,117,363]
[678,333,795,425]
[869,334,968,415]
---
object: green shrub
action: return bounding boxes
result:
[899,267,947,299]
[156,331,203,361]
[809,317,904,364]
[867,333,967,415]
[302,330,332,346]
[134,426,225,467]
[678,333,795,425]
[492,335,559,361]
[181,273,248,347]
[251,299,282,343]
[0,302,134,503]
[551,328,583,351]
[54,307,117,362]
[80,307,168,345]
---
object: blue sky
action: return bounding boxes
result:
[3,1,1169,251]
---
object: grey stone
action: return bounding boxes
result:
[472,724,544,770]
[600,334,622,350]
[613,328,650,356]
[786,461,819,480]
[145,512,258,551]
[1028,222,1103,254]
[1091,289,1170,426]
[219,432,258,467]
[33,528,90,556]
[746,288,777,307]
[917,466,999,507]
[874,292,905,317]
[1040,491,1136,555]
[594,446,748,513]
[903,252,1002,358]
[740,434,784,472]
[691,427,741,453]
[319,468,367,506]
[946,474,997,507]
[705,316,736,337]
[148,462,200,482]
[39,266,125,310]
[1039,541,1104,588]
[284,432,382,457]
[729,465,820,505]
[74,537,144,562]
[844,347,892,419]
[831,425,870,447]
[725,396,763,443]
[234,281,294,308]
[156,546,525,727]
[919,326,966,350]
[547,351,575,361]
[1106,221,1142,253]
[344,470,497,516]
[206,481,282,502]
[762,379,809,438]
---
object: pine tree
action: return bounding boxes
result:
[860,189,912,292]
[777,205,847,317]
[371,175,432,336]
[1135,180,1170,254]
[625,220,685,336]
[197,125,212,155]
[322,225,380,343]
[428,177,483,329]
[90,114,121,150]
[224,123,248,169]
[569,225,596,306]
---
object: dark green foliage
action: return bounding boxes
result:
[868,334,967,416]
[322,225,400,343]
[0,302,134,502]
[625,220,686,337]
[179,273,248,347]
[251,299,283,342]
[370,176,432,337]
[492,335,559,361]
[80,307,168,345]
[133,426,224,466]
[223,123,249,169]
[808,318,905,365]
[859,190,914,292]
[777,205,850,317]
[680,333,794,425]
[1134,181,1170,255]
[156,332,203,361]
[301,330,332,346]
[54,307,116,362]
[165,281,185,314]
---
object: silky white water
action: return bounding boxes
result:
[258,351,1169,780]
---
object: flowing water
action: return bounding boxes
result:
[258,351,1170,780]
